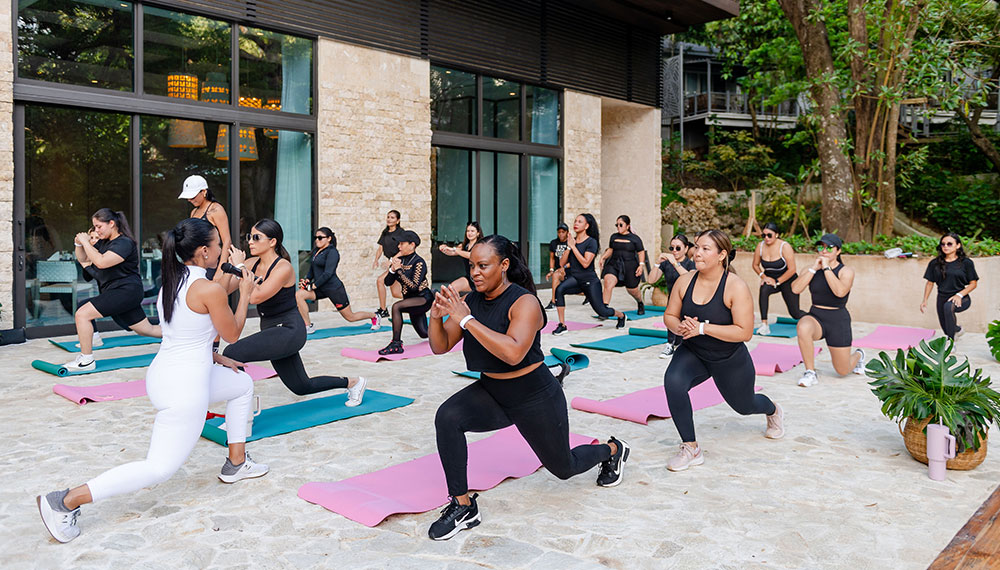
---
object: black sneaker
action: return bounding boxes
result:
[552,323,568,336]
[596,437,630,487]
[616,314,628,329]
[428,494,481,540]
[582,297,589,305]
[544,301,555,310]
[637,301,645,315]
[376,308,390,319]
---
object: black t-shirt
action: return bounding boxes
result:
[549,238,569,267]
[658,257,696,291]
[378,226,404,258]
[566,237,600,280]
[608,232,644,262]
[90,236,141,290]
[924,257,979,296]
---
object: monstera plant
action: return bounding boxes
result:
[987,320,1000,362]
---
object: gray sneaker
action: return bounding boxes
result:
[346,377,368,407]
[37,491,81,543]
[659,344,676,359]
[219,452,269,483]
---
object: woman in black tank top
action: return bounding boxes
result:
[661,230,784,472]
[220,219,369,404]
[426,235,630,541]
[790,233,864,387]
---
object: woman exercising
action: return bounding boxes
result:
[64,208,161,372]
[297,227,380,333]
[647,234,695,359]
[920,233,978,340]
[179,175,232,279]
[552,213,627,335]
[373,210,405,319]
[662,230,784,472]
[427,234,629,540]
[751,222,804,334]
[791,233,865,387]
[38,218,267,544]
[377,230,434,355]
[599,215,646,315]
[221,219,368,402]
[438,221,483,293]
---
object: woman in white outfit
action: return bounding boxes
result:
[37,218,269,544]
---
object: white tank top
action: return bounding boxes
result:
[154,265,217,364]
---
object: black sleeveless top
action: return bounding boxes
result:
[253,257,297,317]
[463,283,545,373]
[809,264,849,308]
[680,271,741,361]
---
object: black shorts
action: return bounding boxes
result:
[806,306,852,348]
[601,258,641,289]
[316,284,350,310]
[85,283,146,330]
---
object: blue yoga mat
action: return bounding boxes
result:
[452,348,590,380]
[31,353,156,377]
[308,324,391,340]
[571,327,668,353]
[755,321,798,338]
[200,389,414,445]
[49,335,161,353]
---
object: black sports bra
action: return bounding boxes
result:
[680,271,742,361]
[809,264,849,308]
[253,257,297,317]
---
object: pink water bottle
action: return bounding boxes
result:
[926,423,956,481]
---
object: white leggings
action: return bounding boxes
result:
[87,364,253,502]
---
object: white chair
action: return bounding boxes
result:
[32,260,92,320]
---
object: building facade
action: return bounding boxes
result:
[2,0,735,338]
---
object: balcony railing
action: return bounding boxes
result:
[674,91,803,120]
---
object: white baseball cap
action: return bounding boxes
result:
[179,175,209,199]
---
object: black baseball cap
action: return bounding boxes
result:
[816,233,843,249]
[395,230,421,247]
[557,222,569,231]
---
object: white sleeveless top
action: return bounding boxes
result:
[154,265,217,366]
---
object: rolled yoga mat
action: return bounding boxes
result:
[571,379,761,425]
[570,327,669,353]
[297,425,599,527]
[32,353,157,377]
[49,335,161,352]
[201,390,413,445]
[308,324,392,340]
[452,347,591,379]
[852,325,936,350]
[53,364,277,405]
[755,316,799,338]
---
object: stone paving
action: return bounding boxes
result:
[1,290,998,569]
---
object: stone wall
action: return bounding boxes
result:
[0,2,13,330]
[314,38,432,312]
[562,91,602,227]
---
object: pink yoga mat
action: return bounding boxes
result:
[341,340,463,363]
[541,320,600,334]
[571,380,761,425]
[298,425,598,527]
[852,326,936,350]
[52,364,276,405]
[751,343,821,376]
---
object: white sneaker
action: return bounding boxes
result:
[659,344,676,359]
[37,492,81,543]
[346,377,368,407]
[63,354,95,372]
[306,322,316,335]
[798,369,818,387]
[91,332,103,347]
[371,312,382,331]
[852,349,866,375]
[757,322,771,336]
[666,443,704,472]
[765,403,785,439]
[218,452,269,483]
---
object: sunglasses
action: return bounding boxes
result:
[762,232,776,238]
[669,246,684,251]
[616,223,626,227]
[816,245,832,252]
[314,235,328,240]
[941,242,957,247]
[246,233,268,242]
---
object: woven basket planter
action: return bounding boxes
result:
[900,417,988,471]
[650,288,669,307]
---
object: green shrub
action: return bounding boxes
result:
[732,233,1000,257]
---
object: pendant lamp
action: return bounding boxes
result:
[166,72,206,148]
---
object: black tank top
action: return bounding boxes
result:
[809,264,849,308]
[759,242,788,277]
[253,257,297,317]
[462,283,546,374]
[680,271,741,361]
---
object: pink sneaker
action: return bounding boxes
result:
[765,403,785,439]
[666,443,704,472]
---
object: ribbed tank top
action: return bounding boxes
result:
[155,265,216,365]
[253,257,297,317]
[680,271,742,361]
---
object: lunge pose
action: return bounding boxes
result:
[373,210,405,318]
[552,213,627,335]
[599,215,646,314]
[427,235,629,540]
[647,234,695,359]
[543,222,571,310]
[179,175,232,279]
[377,230,434,355]
[662,230,784,471]
[791,233,865,387]
[38,218,267,544]
[751,222,805,333]
[438,221,483,293]
[222,219,368,401]
[297,227,380,332]
[920,233,978,340]
[64,208,161,371]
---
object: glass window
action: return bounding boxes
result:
[24,105,131,328]
[430,147,473,286]
[431,66,476,134]
[478,151,519,238]
[17,0,134,90]
[143,6,231,105]
[528,156,560,282]
[527,87,559,145]
[239,27,313,116]
[239,128,314,276]
[482,77,520,140]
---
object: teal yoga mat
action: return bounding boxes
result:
[452,347,590,379]
[593,304,665,322]
[49,335,160,353]
[309,324,391,340]
[200,389,414,445]
[570,327,669,353]
[31,353,156,377]
[755,317,799,338]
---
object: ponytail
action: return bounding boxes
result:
[477,234,546,325]
[161,218,218,323]
[92,207,136,242]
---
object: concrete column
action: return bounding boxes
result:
[0,1,13,330]
[562,91,602,226]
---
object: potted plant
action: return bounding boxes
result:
[638,275,669,307]
[867,337,1000,470]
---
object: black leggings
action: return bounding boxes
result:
[391,294,432,342]
[935,293,971,339]
[554,275,615,318]
[758,279,804,321]
[663,344,776,443]
[434,365,612,497]
[223,309,348,396]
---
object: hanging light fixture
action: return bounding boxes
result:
[263,98,281,139]
[201,71,230,104]
[166,72,206,148]
[215,94,262,161]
